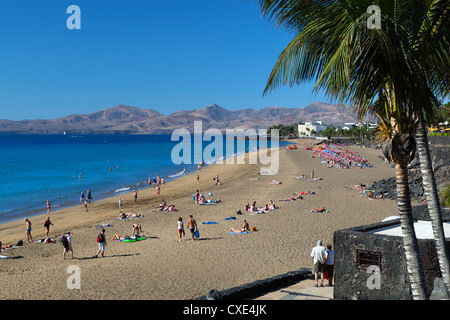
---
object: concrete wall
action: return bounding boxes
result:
[333,220,449,300]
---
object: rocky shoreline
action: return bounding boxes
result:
[370,136,450,220]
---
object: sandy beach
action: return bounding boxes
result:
[0,140,399,300]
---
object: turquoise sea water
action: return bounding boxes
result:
[0,134,284,223]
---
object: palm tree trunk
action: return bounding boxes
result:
[416,119,450,298]
[395,162,429,299]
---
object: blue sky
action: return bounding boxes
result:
[0,0,333,120]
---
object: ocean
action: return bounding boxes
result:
[0,133,286,224]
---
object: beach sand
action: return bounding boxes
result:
[0,141,399,300]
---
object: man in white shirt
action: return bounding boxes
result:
[310,240,328,287]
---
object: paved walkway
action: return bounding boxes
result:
[253,279,334,300]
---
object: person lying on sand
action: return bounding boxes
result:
[228,220,250,233]
[154,204,177,212]
[311,207,327,213]
[294,191,314,195]
[118,211,142,219]
[279,195,303,201]
[111,234,129,241]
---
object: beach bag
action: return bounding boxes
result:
[17,240,23,246]
[97,233,104,243]
[194,229,200,239]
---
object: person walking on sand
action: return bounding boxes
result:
[25,218,32,243]
[187,215,198,241]
[177,217,184,242]
[62,232,73,260]
[95,229,107,258]
[43,216,53,238]
[310,240,328,287]
[311,170,315,180]
[46,200,51,214]
[326,244,335,286]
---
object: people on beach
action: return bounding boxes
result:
[46,200,51,214]
[111,234,129,241]
[132,223,142,237]
[118,211,142,219]
[119,198,122,208]
[25,218,32,243]
[43,216,53,238]
[80,192,85,205]
[133,190,138,204]
[312,143,372,169]
[95,229,107,258]
[326,244,334,286]
[87,189,92,203]
[177,217,184,242]
[84,200,89,212]
[62,232,73,260]
[186,215,198,241]
[310,240,328,287]
[228,220,250,234]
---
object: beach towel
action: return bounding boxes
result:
[201,221,218,224]
[228,231,252,234]
[308,178,322,181]
[116,236,146,242]
[268,181,282,185]
[224,217,236,220]
[0,255,9,259]
[91,223,113,229]
[308,210,329,213]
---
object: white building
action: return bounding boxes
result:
[298,121,328,136]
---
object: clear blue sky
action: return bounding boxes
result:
[0,0,333,120]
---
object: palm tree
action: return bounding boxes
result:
[257,0,450,299]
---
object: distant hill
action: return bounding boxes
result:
[0,102,366,134]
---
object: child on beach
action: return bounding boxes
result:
[177,217,184,242]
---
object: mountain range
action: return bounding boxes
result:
[0,102,365,134]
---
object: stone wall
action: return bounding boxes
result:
[333,219,449,300]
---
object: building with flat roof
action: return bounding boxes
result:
[298,121,328,136]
